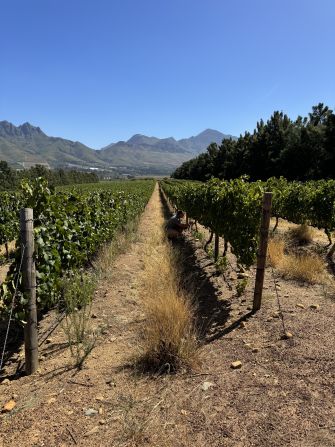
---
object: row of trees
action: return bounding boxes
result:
[0,161,99,191]
[173,103,335,181]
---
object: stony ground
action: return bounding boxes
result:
[0,185,334,447]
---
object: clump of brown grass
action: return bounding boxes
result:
[280,253,326,283]
[268,238,285,267]
[136,227,199,373]
[287,224,315,245]
[268,238,328,284]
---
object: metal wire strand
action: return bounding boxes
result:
[0,243,26,373]
[268,251,287,336]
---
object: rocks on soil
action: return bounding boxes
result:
[282,331,294,339]
[202,381,215,391]
[85,408,98,416]
[231,361,242,369]
[310,304,320,310]
[2,400,16,413]
[84,426,99,437]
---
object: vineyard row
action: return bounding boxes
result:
[0,178,155,320]
[160,177,335,266]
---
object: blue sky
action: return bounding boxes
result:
[1,0,334,148]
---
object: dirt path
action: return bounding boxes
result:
[0,185,164,446]
[1,185,335,447]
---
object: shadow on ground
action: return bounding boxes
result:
[0,320,24,379]
[0,313,67,380]
[159,188,254,343]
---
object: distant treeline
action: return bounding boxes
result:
[0,161,99,191]
[172,103,335,181]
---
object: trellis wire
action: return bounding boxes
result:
[268,252,287,336]
[0,244,26,373]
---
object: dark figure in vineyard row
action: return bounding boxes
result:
[166,210,189,239]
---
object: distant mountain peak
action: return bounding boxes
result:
[19,122,44,136]
[197,128,223,136]
[126,134,160,146]
[0,120,45,138]
[128,133,144,139]
[162,136,177,142]
[177,129,234,154]
[0,120,236,175]
[0,120,17,136]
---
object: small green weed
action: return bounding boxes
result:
[215,255,228,273]
[236,278,248,297]
[61,272,97,369]
[192,230,204,241]
[207,243,214,258]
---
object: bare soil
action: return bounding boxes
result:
[0,242,15,258]
[0,265,10,285]
[0,186,334,447]
[0,241,15,285]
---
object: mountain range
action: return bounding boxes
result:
[0,121,235,175]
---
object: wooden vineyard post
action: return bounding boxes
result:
[20,208,39,374]
[253,192,273,312]
[214,233,219,262]
[185,212,189,226]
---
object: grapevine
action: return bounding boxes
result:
[0,178,155,320]
[161,178,264,266]
[162,177,335,264]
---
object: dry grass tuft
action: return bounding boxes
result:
[136,206,199,373]
[287,224,315,245]
[268,238,285,268]
[268,237,328,284]
[280,253,326,284]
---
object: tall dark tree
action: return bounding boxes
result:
[172,103,335,182]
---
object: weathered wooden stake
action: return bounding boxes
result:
[20,208,39,374]
[253,192,273,312]
[185,213,189,226]
[214,233,219,262]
